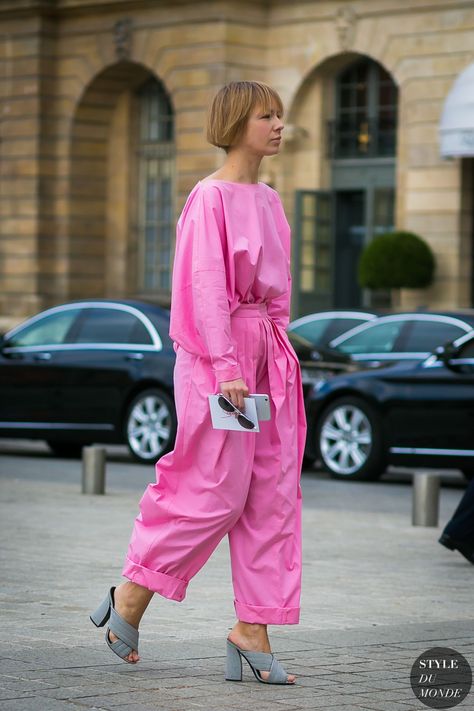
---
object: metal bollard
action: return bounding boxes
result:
[82,446,106,495]
[412,471,440,526]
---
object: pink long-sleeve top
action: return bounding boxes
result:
[169,179,292,384]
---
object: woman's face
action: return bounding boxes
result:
[233,103,284,156]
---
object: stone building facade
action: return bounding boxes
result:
[1,0,473,327]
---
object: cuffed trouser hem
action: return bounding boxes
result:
[122,556,188,602]
[234,599,300,624]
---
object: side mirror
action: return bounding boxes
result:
[435,342,458,363]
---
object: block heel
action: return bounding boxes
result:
[89,591,112,627]
[225,638,295,685]
[225,639,243,681]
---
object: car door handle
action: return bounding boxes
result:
[125,352,144,361]
[34,352,52,361]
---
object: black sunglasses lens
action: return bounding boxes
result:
[218,396,234,412]
[238,415,255,430]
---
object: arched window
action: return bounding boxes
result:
[136,78,174,293]
[329,58,398,158]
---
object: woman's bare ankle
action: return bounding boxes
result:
[235,621,267,634]
[114,582,154,625]
[230,621,269,645]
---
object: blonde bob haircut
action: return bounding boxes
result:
[206,80,284,153]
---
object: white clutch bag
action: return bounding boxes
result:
[208,394,260,432]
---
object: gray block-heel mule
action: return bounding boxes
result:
[225,638,295,685]
[90,586,139,664]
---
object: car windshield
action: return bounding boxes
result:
[287,331,313,348]
[332,321,404,355]
[290,315,374,345]
[290,319,330,343]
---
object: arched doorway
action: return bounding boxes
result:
[68,62,175,302]
[292,54,398,315]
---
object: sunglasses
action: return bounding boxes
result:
[217,394,255,430]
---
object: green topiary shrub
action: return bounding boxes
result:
[358,231,435,290]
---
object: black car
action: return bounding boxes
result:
[0,300,177,462]
[304,330,474,482]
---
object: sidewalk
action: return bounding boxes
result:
[0,447,472,711]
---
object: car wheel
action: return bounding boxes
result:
[47,441,84,459]
[316,396,386,481]
[125,388,176,463]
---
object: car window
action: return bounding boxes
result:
[404,320,467,352]
[72,309,153,345]
[291,318,330,343]
[6,309,81,348]
[333,321,404,355]
[324,318,372,343]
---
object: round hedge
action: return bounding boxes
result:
[358,231,435,290]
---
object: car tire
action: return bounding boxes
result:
[124,388,177,463]
[315,396,386,481]
[47,441,84,459]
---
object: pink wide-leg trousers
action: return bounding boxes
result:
[122,302,307,624]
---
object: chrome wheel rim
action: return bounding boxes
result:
[320,404,372,475]
[127,394,172,460]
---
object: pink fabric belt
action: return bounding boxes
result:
[231,302,268,318]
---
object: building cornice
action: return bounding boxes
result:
[0,0,271,18]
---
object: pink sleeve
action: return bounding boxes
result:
[267,192,292,331]
[191,186,243,384]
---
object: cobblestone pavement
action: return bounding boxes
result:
[0,442,472,711]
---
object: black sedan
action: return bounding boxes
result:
[0,300,177,462]
[304,330,474,482]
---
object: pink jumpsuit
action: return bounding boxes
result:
[122,179,307,625]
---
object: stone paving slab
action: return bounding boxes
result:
[1,449,473,710]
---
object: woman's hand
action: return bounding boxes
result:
[219,378,249,411]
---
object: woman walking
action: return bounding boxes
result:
[90,80,307,685]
